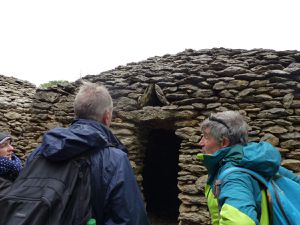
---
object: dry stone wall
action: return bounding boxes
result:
[1,48,300,225]
[0,75,36,161]
[30,85,76,146]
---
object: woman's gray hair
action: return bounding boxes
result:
[74,81,113,121]
[200,111,249,146]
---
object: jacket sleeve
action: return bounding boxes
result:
[104,152,150,225]
[217,172,261,225]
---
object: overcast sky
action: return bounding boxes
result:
[0,0,299,86]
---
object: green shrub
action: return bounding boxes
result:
[39,80,69,89]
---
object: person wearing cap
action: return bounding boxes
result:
[197,111,300,225]
[0,132,22,182]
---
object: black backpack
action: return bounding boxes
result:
[0,177,12,194]
[0,153,92,225]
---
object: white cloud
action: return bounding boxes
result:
[0,0,299,85]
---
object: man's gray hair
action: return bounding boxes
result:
[74,82,113,121]
[200,111,249,145]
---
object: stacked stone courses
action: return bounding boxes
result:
[0,75,36,161]
[1,48,300,224]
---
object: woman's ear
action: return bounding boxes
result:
[221,137,230,148]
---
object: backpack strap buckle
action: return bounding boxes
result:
[213,180,222,198]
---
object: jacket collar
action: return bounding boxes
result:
[197,144,244,184]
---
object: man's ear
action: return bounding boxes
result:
[101,111,109,126]
[221,137,230,148]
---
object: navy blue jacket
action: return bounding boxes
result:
[27,119,150,225]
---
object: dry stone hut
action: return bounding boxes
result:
[1,48,300,225]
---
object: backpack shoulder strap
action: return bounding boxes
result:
[215,167,278,224]
[214,167,269,198]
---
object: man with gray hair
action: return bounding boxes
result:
[27,82,150,225]
[197,110,300,225]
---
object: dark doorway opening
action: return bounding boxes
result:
[142,129,181,225]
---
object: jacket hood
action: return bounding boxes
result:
[39,119,127,161]
[197,142,281,184]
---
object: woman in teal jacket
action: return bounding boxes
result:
[197,111,300,225]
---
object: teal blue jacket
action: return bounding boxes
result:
[198,142,300,225]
